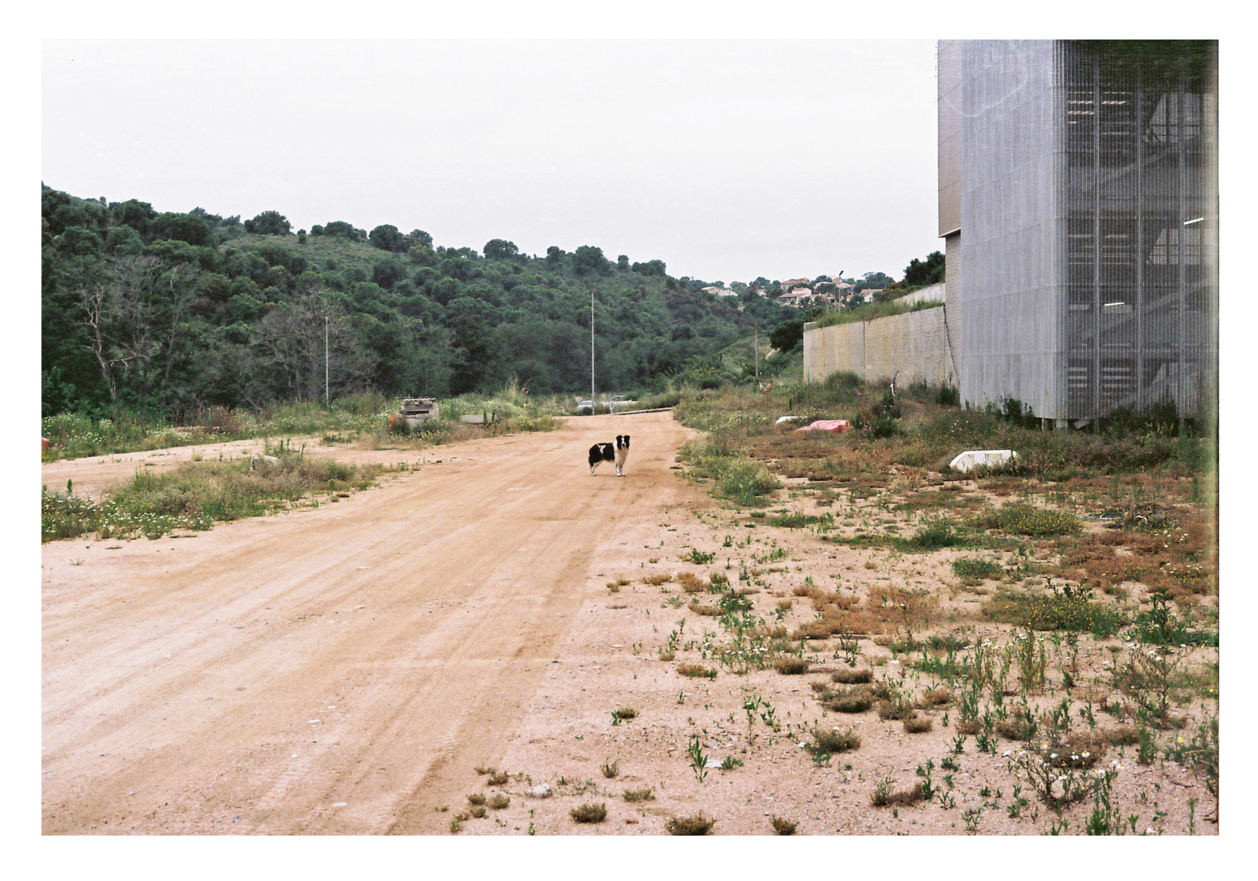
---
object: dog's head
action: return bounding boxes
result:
[617,435,630,449]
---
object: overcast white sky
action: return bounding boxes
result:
[42,38,941,284]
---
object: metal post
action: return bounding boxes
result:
[590,288,595,411]
[324,314,330,406]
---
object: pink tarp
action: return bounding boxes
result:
[794,419,849,434]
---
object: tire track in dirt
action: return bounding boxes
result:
[42,411,697,834]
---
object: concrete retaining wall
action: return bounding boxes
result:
[803,302,956,389]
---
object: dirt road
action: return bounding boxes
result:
[42,411,697,834]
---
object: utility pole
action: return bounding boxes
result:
[590,287,596,411]
[324,314,330,406]
[755,323,760,387]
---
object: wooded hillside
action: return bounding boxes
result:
[41,186,791,417]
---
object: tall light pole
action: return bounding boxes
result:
[590,287,596,412]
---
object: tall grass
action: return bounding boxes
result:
[43,383,564,462]
[41,454,382,542]
[677,439,779,506]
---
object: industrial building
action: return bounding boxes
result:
[938,40,1218,425]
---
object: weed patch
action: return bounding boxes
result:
[983,583,1124,636]
[42,455,383,542]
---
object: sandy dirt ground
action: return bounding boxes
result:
[42,411,702,834]
[41,410,1218,838]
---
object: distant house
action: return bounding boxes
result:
[777,289,813,309]
[702,285,737,297]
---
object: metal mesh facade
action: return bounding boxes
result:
[1059,41,1218,420]
[940,40,1218,422]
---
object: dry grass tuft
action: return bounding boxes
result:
[820,687,875,714]
[871,778,927,807]
[677,572,706,594]
[665,812,715,835]
[831,667,874,684]
[770,816,797,835]
[921,687,954,706]
[774,656,809,675]
[903,712,934,734]
[807,726,861,757]
[676,663,717,679]
[570,802,608,824]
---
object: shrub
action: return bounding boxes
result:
[821,687,875,714]
[951,557,1004,582]
[905,516,967,549]
[665,812,715,835]
[807,726,861,759]
[570,803,607,824]
[972,504,1081,537]
[770,816,797,835]
[677,663,717,679]
[871,778,927,807]
[983,583,1124,636]
[831,667,874,684]
[775,656,809,675]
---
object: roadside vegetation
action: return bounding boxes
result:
[41,441,385,542]
[39,382,571,542]
[626,372,1219,833]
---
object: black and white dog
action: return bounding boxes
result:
[589,435,630,477]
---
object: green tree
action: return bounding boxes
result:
[854,271,894,292]
[902,251,945,286]
[323,220,365,241]
[109,199,156,236]
[405,229,434,249]
[369,224,406,252]
[244,210,292,236]
[245,290,376,403]
[483,238,520,261]
[149,212,212,247]
[573,245,609,276]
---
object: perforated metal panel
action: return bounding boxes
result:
[946,40,1217,422]
[1058,41,1217,420]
